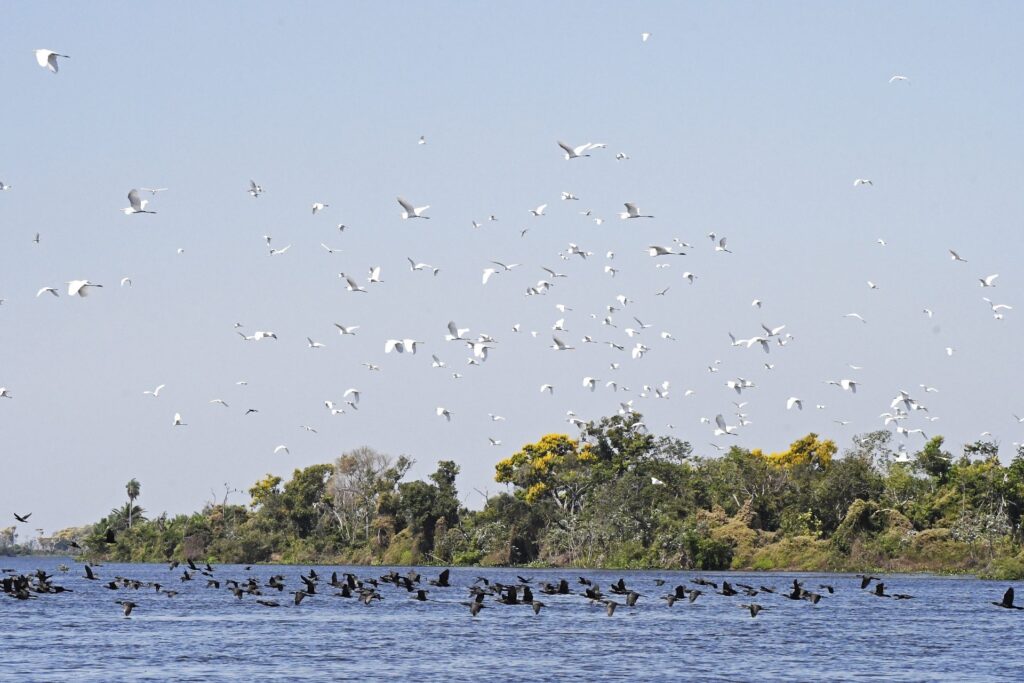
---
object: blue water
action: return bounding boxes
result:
[1,557,1020,682]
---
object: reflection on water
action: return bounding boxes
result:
[1,557,1020,682]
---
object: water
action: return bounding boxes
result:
[1,557,1019,682]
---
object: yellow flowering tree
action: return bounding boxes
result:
[495,433,597,515]
[754,433,836,471]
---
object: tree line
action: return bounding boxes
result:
[37,413,1024,578]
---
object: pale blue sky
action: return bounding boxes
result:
[3,2,1023,534]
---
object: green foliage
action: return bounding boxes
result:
[76,417,1024,573]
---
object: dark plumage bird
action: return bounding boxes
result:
[104,528,116,544]
[743,603,764,618]
[463,600,487,616]
[819,584,835,594]
[625,591,641,607]
[117,600,137,617]
[13,512,31,523]
[84,565,98,581]
[688,589,702,603]
[993,587,1023,610]
[873,583,888,597]
[603,599,619,616]
[858,575,880,590]
[578,576,593,586]
[292,590,310,605]
[517,575,533,584]
[412,589,429,601]
[429,569,450,587]
[653,579,666,586]
[530,601,545,614]
[720,581,738,596]
[692,577,718,589]
[256,600,280,607]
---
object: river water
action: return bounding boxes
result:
[1,557,1020,682]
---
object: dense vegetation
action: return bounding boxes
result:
[17,413,1024,578]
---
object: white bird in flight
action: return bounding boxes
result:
[620,203,654,219]
[979,274,999,287]
[122,190,156,215]
[67,280,103,297]
[173,413,186,426]
[312,202,329,214]
[529,203,548,216]
[853,178,873,186]
[551,335,575,351]
[397,196,430,219]
[34,49,69,73]
[714,414,738,436]
[436,406,453,422]
[143,384,166,398]
[384,339,423,354]
[787,397,803,411]
[274,445,290,455]
[557,141,600,160]
[36,287,59,298]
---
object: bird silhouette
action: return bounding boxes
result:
[993,587,1023,610]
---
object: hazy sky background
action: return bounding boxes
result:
[3,2,1023,534]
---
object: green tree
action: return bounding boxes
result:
[126,478,141,529]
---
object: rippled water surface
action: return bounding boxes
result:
[2,557,1020,682]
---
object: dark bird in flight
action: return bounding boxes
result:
[993,587,1023,610]
[84,565,98,581]
[13,512,31,523]
[625,591,641,607]
[256,600,280,607]
[245,409,259,415]
[463,600,487,616]
[603,599,619,616]
[117,600,137,617]
[530,601,545,614]
[858,575,880,590]
[104,528,116,544]
[742,603,764,618]
[429,569,450,587]
[413,589,429,601]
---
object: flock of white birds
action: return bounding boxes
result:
[4,35,1022,525]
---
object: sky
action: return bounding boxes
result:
[2,2,1023,535]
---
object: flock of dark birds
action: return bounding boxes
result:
[2,556,1022,619]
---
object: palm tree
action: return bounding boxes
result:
[126,479,141,528]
